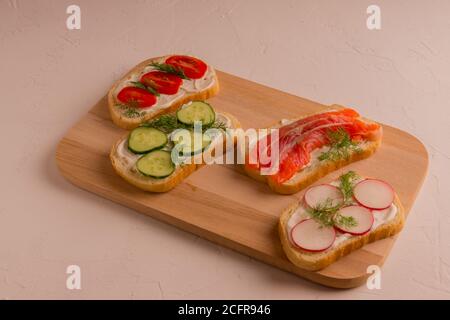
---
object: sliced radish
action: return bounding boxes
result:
[304,184,344,209]
[335,205,374,235]
[291,219,336,252]
[353,179,394,210]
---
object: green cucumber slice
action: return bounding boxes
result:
[128,127,167,154]
[176,101,215,126]
[171,130,212,155]
[136,150,175,178]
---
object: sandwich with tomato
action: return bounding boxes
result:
[108,55,219,130]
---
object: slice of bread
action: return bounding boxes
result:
[278,190,405,271]
[110,111,241,193]
[244,105,383,194]
[108,55,219,130]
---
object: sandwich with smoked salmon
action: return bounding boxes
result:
[244,105,382,194]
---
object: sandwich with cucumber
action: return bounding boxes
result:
[110,101,240,192]
[108,54,219,130]
[279,171,405,271]
[244,105,383,194]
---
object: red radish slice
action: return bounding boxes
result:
[291,219,336,252]
[335,205,374,235]
[304,184,344,209]
[353,179,394,210]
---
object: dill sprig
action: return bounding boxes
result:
[318,128,361,162]
[208,121,228,131]
[143,114,227,133]
[339,170,359,204]
[307,198,357,229]
[306,171,360,229]
[307,198,341,227]
[143,114,186,132]
[149,62,189,79]
[130,81,160,96]
[116,104,144,118]
[335,214,358,229]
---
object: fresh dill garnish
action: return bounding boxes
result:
[318,128,362,162]
[130,81,160,96]
[306,198,357,229]
[116,104,144,118]
[124,109,141,118]
[208,121,227,131]
[306,171,360,229]
[306,198,341,227]
[149,62,189,79]
[144,114,185,132]
[143,114,227,133]
[339,170,359,204]
[335,214,358,229]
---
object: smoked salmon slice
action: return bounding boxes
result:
[245,108,380,184]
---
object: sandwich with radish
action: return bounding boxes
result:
[244,106,383,194]
[279,171,405,271]
[108,55,219,129]
[110,100,240,192]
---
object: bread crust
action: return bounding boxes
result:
[244,105,383,194]
[108,55,220,130]
[110,111,241,192]
[278,191,405,271]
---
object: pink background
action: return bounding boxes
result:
[1,0,449,299]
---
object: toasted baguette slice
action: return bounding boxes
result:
[278,184,405,271]
[110,111,241,193]
[108,55,219,130]
[244,105,383,194]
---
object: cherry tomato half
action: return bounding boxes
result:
[166,55,207,79]
[140,71,182,95]
[117,87,156,108]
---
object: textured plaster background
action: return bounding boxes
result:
[0,0,449,299]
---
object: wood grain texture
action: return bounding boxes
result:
[55,71,428,289]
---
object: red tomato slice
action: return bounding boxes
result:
[166,55,207,79]
[140,71,182,95]
[117,87,156,108]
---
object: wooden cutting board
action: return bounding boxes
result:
[56,71,428,288]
